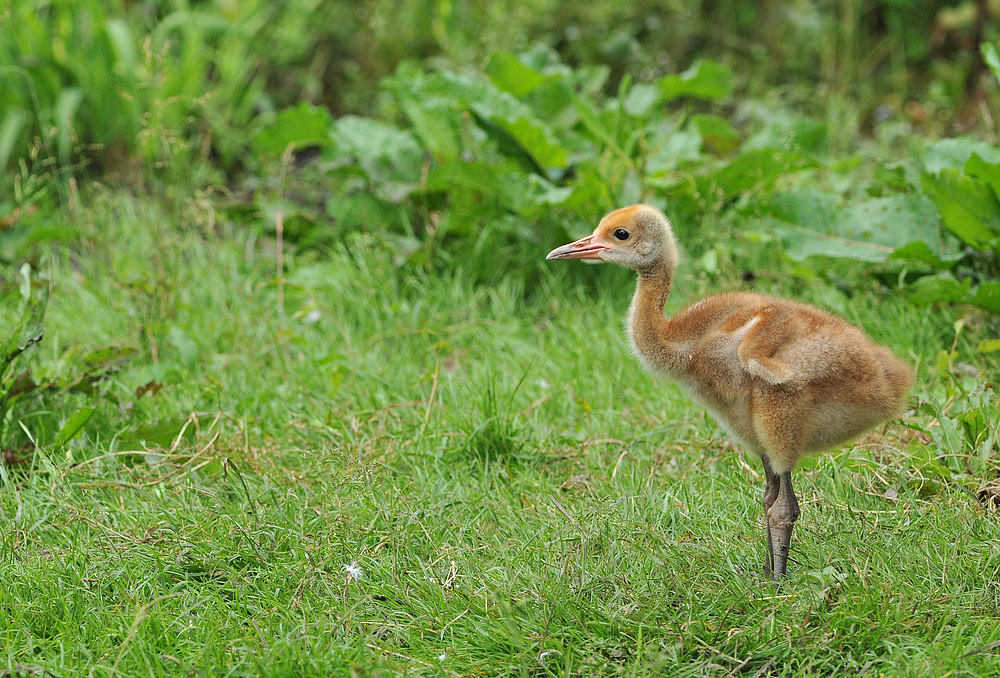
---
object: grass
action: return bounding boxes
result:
[1,187,999,677]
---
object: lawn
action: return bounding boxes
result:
[2,187,998,676]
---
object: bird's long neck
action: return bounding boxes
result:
[627,244,680,373]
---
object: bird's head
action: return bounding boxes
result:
[546,204,676,273]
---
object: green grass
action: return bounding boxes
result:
[1,188,999,677]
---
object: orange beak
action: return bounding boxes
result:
[546,234,609,261]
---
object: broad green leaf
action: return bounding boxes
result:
[921,169,1000,249]
[714,148,816,199]
[484,52,580,124]
[619,168,643,206]
[907,275,972,306]
[332,116,423,201]
[922,137,1000,174]
[254,103,332,157]
[909,440,952,480]
[572,64,611,98]
[52,406,96,448]
[871,164,914,194]
[964,153,1000,201]
[646,129,702,175]
[970,281,1000,313]
[572,95,630,165]
[562,164,614,213]
[333,117,422,169]
[486,52,545,96]
[744,114,828,153]
[841,194,941,250]
[426,159,533,210]
[658,60,732,102]
[623,83,660,117]
[525,174,574,207]
[789,117,828,153]
[469,110,547,176]
[426,160,509,196]
[769,189,839,229]
[889,241,961,270]
[396,70,530,130]
[393,71,566,171]
[960,409,987,446]
[691,114,740,155]
[772,223,893,262]
[325,192,397,231]
[495,116,567,170]
[523,77,578,127]
[767,191,941,262]
[700,249,719,274]
[398,97,459,162]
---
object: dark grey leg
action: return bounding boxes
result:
[767,471,800,578]
[761,456,780,577]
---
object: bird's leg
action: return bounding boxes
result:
[767,471,800,579]
[761,456,780,577]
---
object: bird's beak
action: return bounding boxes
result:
[546,234,609,261]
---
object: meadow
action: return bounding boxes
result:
[3,2,1000,676]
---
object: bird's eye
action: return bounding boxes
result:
[613,228,630,241]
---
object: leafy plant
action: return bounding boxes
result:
[904,320,1000,496]
[0,264,136,463]
[249,51,739,289]
[0,0,368,192]
[250,47,1000,321]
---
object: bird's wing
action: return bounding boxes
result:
[734,305,797,386]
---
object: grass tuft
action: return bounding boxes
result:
[457,377,531,466]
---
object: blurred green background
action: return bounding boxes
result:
[4,0,1000,288]
[3,0,1000,181]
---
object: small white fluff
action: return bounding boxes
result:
[343,562,363,581]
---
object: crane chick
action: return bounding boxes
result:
[547,205,913,578]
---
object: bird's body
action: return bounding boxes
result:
[547,204,913,578]
[629,288,912,473]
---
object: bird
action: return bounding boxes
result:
[546,204,913,579]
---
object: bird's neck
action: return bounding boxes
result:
[627,257,679,373]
